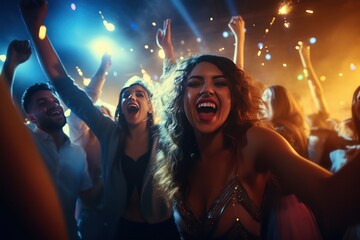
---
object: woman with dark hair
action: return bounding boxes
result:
[154,54,341,239]
[261,85,309,158]
[20,1,180,239]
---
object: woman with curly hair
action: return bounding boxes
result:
[155,54,331,239]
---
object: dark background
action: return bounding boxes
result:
[1,0,359,120]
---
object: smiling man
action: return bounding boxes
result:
[1,39,93,240]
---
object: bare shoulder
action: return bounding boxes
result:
[246,124,283,143]
[244,124,294,156]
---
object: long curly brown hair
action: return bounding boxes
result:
[155,54,262,201]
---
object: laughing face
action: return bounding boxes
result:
[121,85,152,127]
[183,61,231,134]
[27,90,66,131]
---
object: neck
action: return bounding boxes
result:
[195,129,225,160]
[127,121,149,139]
[42,127,67,151]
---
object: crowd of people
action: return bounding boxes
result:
[1,0,360,239]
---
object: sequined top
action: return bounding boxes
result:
[174,177,261,240]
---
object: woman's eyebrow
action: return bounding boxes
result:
[135,90,145,93]
[187,75,203,80]
[212,74,227,79]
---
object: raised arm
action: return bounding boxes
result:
[228,16,245,70]
[19,0,68,82]
[0,39,32,92]
[20,0,115,143]
[68,53,111,145]
[156,18,175,64]
[298,44,329,116]
[85,53,111,102]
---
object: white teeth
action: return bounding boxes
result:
[197,102,216,109]
[50,110,61,116]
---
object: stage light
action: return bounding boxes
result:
[39,25,47,40]
[70,3,76,11]
[89,37,117,59]
[309,37,317,44]
[103,20,115,32]
[158,49,165,59]
[350,63,356,71]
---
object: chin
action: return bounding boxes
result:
[195,125,221,134]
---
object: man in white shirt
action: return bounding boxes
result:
[1,39,94,240]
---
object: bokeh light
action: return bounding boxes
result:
[158,49,165,59]
[70,3,76,11]
[309,37,317,44]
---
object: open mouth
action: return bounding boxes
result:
[197,102,217,113]
[127,104,139,114]
[48,109,62,117]
[197,102,217,121]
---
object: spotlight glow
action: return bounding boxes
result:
[64,109,71,117]
[71,3,76,11]
[350,63,357,71]
[89,37,117,58]
[158,49,165,59]
[83,77,91,86]
[278,2,292,15]
[265,53,271,60]
[222,31,229,38]
[309,37,317,44]
[39,25,47,40]
[103,20,115,31]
